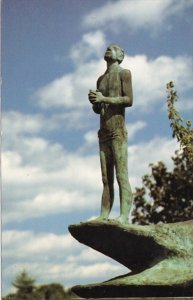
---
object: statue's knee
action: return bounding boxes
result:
[116,173,125,185]
[102,175,108,186]
[102,176,114,188]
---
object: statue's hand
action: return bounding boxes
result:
[88,90,104,104]
[88,90,96,103]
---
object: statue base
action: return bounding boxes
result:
[70,297,193,300]
[68,220,193,298]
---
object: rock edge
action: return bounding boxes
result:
[68,220,193,298]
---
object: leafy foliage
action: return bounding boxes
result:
[12,270,36,294]
[132,82,193,224]
[36,283,68,300]
[3,271,70,300]
[167,81,193,163]
[3,284,70,300]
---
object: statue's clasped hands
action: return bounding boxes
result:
[88,89,104,104]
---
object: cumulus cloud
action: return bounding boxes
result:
[2,111,49,135]
[32,28,193,114]
[126,121,147,141]
[128,137,178,188]
[83,0,193,32]
[2,103,179,296]
[70,31,106,64]
[66,247,109,263]
[175,97,193,111]
[34,53,193,113]
[3,230,77,259]
[80,120,147,154]
[34,59,104,110]
[2,230,128,295]
[122,54,193,111]
[3,259,127,293]
[1,130,178,296]
[33,30,106,110]
[2,146,101,224]
[2,108,178,224]
[2,110,91,143]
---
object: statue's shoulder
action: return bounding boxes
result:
[97,74,105,84]
[119,67,132,80]
[119,67,131,75]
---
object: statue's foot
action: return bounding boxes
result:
[115,215,128,224]
[94,216,108,222]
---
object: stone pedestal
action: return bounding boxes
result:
[68,220,193,298]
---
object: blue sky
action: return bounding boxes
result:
[2,0,193,296]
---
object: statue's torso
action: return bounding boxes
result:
[98,67,125,134]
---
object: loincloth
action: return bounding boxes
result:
[98,127,128,143]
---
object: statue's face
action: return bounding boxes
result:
[104,46,118,62]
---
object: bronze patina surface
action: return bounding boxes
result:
[88,44,133,224]
[69,220,193,298]
[68,44,193,298]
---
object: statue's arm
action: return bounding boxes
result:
[92,77,102,114]
[120,69,133,107]
[102,69,133,107]
[92,103,101,114]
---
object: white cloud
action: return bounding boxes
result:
[34,59,104,110]
[34,30,106,111]
[2,112,178,224]
[66,262,125,279]
[176,97,193,111]
[122,54,193,111]
[70,31,106,64]
[2,113,179,295]
[2,112,101,223]
[83,0,193,32]
[3,259,127,293]
[2,230,128,295]
[126,121,147,141]
[67,248,108,263]
[3,230,77,259]
[2,146,101,223]
[34,75,74,109]
[128,137,178,188]
[84,130,98,145]
[2,110,90,143]
[2,111,48,135]
[80,120,147,153]
[34,53,193,113]
[3,189,99,224]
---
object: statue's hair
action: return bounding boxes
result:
[109,44,124,64]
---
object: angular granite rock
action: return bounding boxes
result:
[68,220,193,298]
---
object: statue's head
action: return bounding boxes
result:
[104,44,124,64]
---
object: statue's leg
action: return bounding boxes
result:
[112,136,133,223]
[98,141,114,220]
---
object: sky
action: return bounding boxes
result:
[2,0,193,296]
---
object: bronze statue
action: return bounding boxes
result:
[88,44,133,223]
